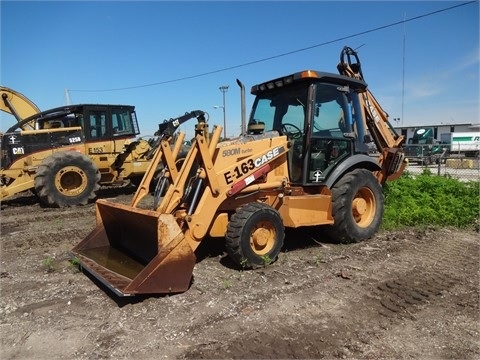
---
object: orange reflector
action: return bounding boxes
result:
[300,70,319,78]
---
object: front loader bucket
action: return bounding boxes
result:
[72,199,196,296]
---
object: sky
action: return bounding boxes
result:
[1,1,479,139]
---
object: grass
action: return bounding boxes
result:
[42,257,57,273]
[221,278,232,290]
[382,169,479,230]
[68,256,82,273]
[260,255,272,267]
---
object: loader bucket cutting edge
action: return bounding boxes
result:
[72,199,196,296]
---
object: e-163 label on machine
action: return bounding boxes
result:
[223,146,285,185]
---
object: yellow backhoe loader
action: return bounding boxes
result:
[72,46,406,296]
[0,86,192,207]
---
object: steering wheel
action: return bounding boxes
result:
[282,123,303,140]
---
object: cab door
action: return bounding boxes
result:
[84,106,113,156]
[304,83,354,184]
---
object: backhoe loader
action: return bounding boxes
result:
[72,46,406,296]
[0,86,190,207]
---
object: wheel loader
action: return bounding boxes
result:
[0,86,192,207]
[72,46,406,296]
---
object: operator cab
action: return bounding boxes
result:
[84,105,139,141]
[1,104,140,169]
[249,71,370,185]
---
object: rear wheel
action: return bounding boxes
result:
[226,202,285,269]
[34,152,100,207]
[328,169,384,243]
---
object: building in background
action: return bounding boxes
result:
[393,123,479,144]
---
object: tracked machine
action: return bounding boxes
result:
[72,46,406,296]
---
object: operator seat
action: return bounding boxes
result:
[247,120,265,135]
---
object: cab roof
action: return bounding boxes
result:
[251,70,367,95]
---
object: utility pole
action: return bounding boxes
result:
[65,89,71,105]
[219,85,229,139]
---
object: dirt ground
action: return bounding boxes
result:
[0,189,479,360]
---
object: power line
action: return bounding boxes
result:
[70,1,476,93]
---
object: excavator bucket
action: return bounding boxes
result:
[72,199,196,296]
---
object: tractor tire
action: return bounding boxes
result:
[226,202,285,269]
[34,152,101,207]
[328,168,384,243]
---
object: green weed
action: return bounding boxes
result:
[42,257,57,273]
[221,278,232,290]
[382,173,479,230]
[240,257,249,270]
[312,253,324,267]
[68,256,82,273]
[260,255,272,267]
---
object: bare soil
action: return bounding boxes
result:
[1,190,479,359]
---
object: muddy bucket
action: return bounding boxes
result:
[72,199,196,296]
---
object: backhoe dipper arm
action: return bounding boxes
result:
[337,46,402,147]
[337,46,405,182]
[155,110,206,137]
[337,46,364,81]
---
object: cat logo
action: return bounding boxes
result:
[12,147,25,155]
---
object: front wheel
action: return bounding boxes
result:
[226,202,285,269]
[328,169,384,243]
[34,152,100,207]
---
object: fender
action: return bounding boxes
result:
[324,154,381,189]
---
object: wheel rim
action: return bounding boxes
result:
[249,220,276,255]
[54,166,87,197]
[352,186,376,228]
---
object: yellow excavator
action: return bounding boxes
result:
[0,86,192,207]
[72,46,406,296]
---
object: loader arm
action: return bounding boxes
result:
[155,123,217,215]
[0,86,40,130]
[337,46,406,183]
[130,110,206,207]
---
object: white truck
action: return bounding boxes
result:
[448,132,480,157]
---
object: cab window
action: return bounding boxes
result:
[249,84,308,136]
[111,109,134,136]
[312,84,351,137]
[89,111,107,139]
